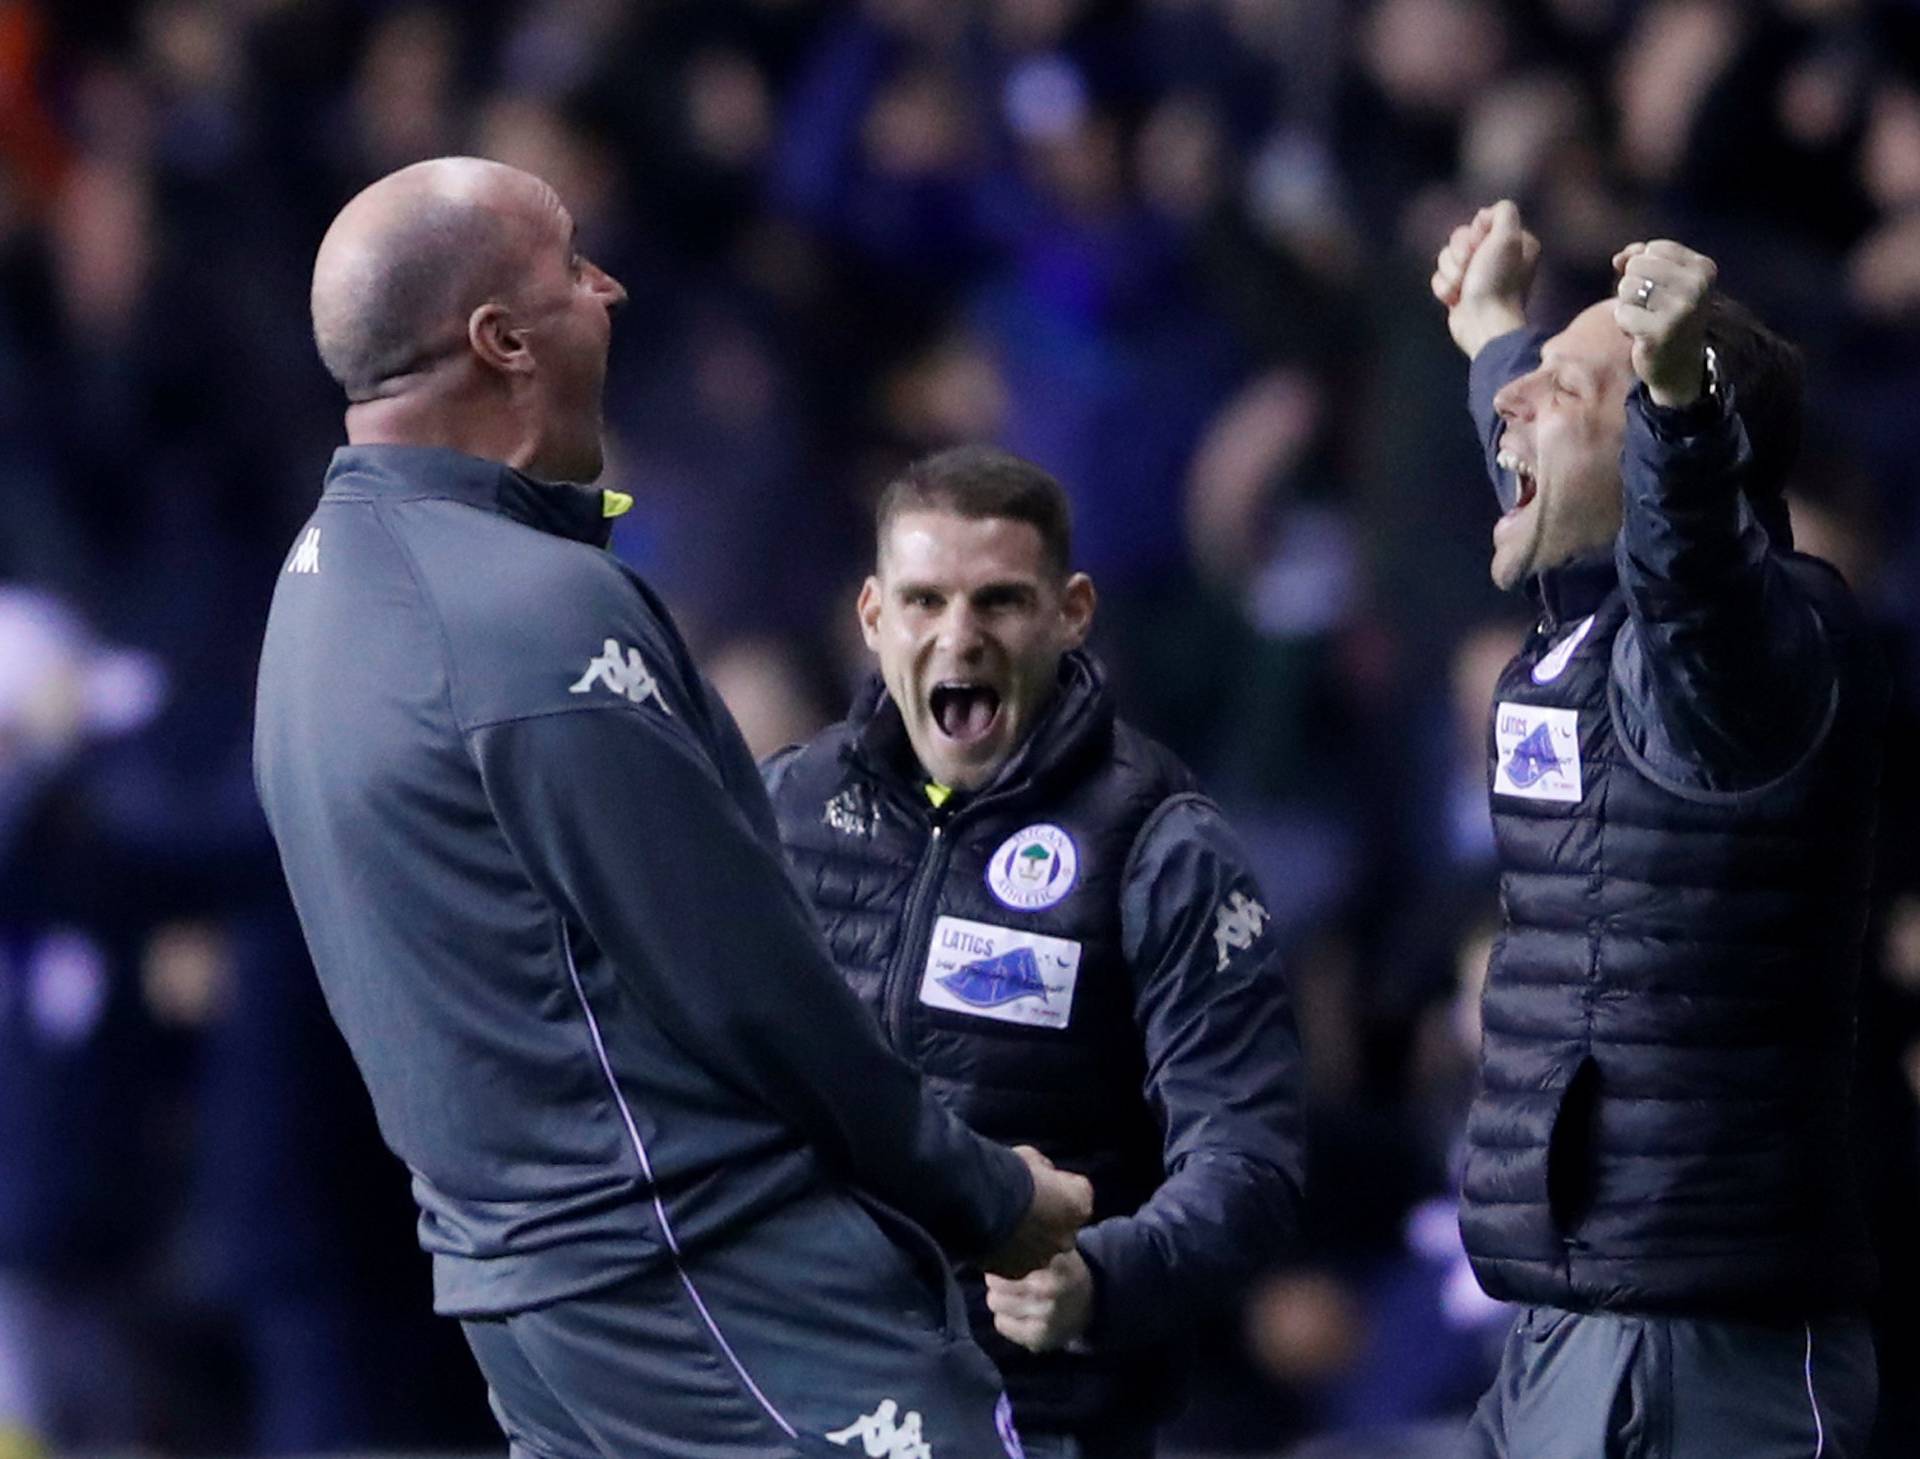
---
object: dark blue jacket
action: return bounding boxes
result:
[1458,331,1885,1316]
[253,445,1032,1317]
[764,653,1304,1429]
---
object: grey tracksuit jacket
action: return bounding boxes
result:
[253,443,1032,1317]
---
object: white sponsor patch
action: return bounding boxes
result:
[985,823,1078,911]
[919,916,1080,1030]
[1493,701,1582,803]
[1531,613,1596,684]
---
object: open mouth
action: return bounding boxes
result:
[1496,449,1538,514]
[929,681,1002,745]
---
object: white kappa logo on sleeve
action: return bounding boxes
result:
[826,1399,933,1459]
[1213,891,1270,971]
[569,639,671,714]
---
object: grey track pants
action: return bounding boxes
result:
[461,1187,1024,1459]
[1460,1305,1875,1459]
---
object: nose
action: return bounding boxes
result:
[935,602,985,659]
[1492,368,1539,422]
[590,261,627,312]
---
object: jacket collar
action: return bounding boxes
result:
[844,649,1116,812]
[322,444,617,549]
[1530,554,1617,629]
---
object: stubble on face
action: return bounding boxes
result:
[859,512,1090,792]
[1488,303,1634,591]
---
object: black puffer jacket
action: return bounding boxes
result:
[1459,332,1887,1317]
[765,652,1304,1432]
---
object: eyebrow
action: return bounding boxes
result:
[890,579,1038,600]
[1540,351,1593,387]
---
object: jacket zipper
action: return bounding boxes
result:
[882,821,950,1049]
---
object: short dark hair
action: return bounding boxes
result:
[1704,294,1804,528]
[876,446,1073,577]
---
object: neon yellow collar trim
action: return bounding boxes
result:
[924,781,953,809]
[601,489,633,519]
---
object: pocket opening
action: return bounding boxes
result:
[1546,1054,1601,1238]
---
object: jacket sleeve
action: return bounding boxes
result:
[1611,384,1833,790]
[1468,327,1547,511]
[467,702,1033,1256]
[1074,794,1306,1350]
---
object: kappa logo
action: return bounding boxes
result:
[824,785,882,838]
[826,1399,933,1459]
[569,639,671,714]
[1213,890,1270,971]
[938,946,1048,1009]
[286,527,321,574]
[1505,723,1561,788]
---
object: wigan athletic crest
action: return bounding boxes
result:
[985,824,1079,912]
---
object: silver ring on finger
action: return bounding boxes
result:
[1633,277,1656,309]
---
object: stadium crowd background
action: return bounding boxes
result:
[2,0,1919,1453]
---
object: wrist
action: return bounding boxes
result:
[1643,345,1724,427]
[1452,302,1528,359]
[1644,342,1714,411]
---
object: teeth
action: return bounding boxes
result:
[1496,449,1534,481]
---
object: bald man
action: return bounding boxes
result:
[255,158,1085,1459]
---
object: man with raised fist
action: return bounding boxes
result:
[1432,201,1885,1456]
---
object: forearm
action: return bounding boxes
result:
[1076,1153,1301,1349]
[1100,796,1306,1347]
[473,708,1033,1256]
[1469,328,1545,509]
[1614,386,1831,783]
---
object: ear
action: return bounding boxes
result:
[468,301,532,376]
[1060,572,1096,648]
[856,576,884,653]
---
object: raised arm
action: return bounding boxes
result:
[1434,200,1549,507]
[1606,241,1833,788]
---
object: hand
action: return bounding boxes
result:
[986,1248,1096,1353]
[981,1145,1093,1278]
[1432,199,1539,359]
[1611,239,1717,408]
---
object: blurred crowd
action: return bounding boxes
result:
[2,0,1919,1453]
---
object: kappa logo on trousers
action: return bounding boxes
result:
[825,1398,933,1459]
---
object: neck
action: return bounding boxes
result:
[344,375,539,472]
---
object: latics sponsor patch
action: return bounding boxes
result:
[918,916,1081,1030]
[1493,701,1582,803]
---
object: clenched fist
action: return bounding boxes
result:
[981,1145,1094,1279]
[986,1248,1096,1353]
[1432,199,1540,359]
[1610,240,1717,408]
